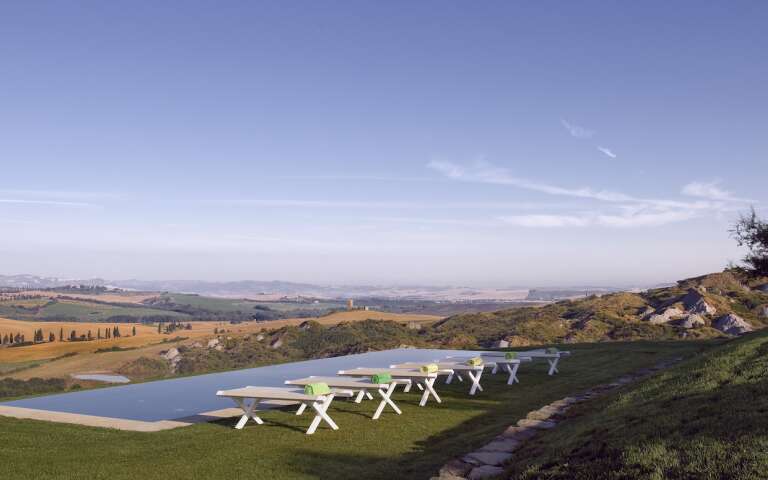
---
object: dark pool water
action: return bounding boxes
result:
[2,348,479,422]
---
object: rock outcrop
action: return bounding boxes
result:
[713,313,753,335]
[491,339,509,348]
[270,335,284,349]
[681,288,716,315]
[678,314,705,329]
[646,307,684,324]
[206,338,220,349]
[161,347,182,371]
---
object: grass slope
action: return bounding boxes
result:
[504,330,768,479]
[0,340,711,480]
[433,271,768,347]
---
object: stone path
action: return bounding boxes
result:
[432,357,684,480]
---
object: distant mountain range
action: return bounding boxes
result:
[0,274,643,302]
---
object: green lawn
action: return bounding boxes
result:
[38,300,189,321]
[0,341,713,480]
[159,293,345,313]
[504,331,768,479]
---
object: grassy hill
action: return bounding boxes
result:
[503,327,768,479]
[0,297,190,322]
[431,271,768,347]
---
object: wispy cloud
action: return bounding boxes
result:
[0,189,120,200]
[0,198,96,207]
[204,198,574,210]
[500,209,698,229]
[596,146,617,159]
[681,181,751,203]
[500,214,591,228]
[428,160,633,202]
[429,160,751,229]
[560,119,594,138]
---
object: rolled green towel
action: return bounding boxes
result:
[371,373,392,384]
[505,352,518,360]
[304,382,331,396]
[420,363,439,373]
[466,357,483,367]
[546,347,559,354]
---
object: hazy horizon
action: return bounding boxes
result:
[1,2,765,287]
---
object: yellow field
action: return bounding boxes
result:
[0,310,442,380]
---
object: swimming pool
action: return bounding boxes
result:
[2,348,480,422]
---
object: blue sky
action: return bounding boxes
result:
[0,1,765,286]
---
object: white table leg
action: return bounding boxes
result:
[295,403,307,415]
[548,356,560,375]
[354,389,366,403]
[372,382,401,419]
[446,372,454,384]
[491,364,499,374]
[365,391,373,400]
[468,369,483,395]
[419,378,441,406]
[233,398,263,429]
[306,395,338,435]
[505,362,520,385]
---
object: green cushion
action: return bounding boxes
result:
[505,352,518,360]
[371,373,392,384]
[420,363,439,374]
[465,357,483,367]
[304,382,331,396]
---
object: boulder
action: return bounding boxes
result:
[646,307,684,324]
[206,338,220,349]
[160,348,182,371]
[713,314,753,335]
[678,314,705,329]
[162,347,180,361]
[270,336,284,349]
[491,339,509,349]
[639,306,656,317]
[256,333,265,341]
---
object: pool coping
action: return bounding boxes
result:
[0,401,298,432]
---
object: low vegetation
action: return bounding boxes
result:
[504,329,768,479]
[0,377,69,400]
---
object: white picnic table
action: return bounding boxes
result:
[481,350,571,376]
[391,361,485,395]
[444,355,531,385]
[338,368,441,407]
[285,376,410,420]
[216,386,350,435]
